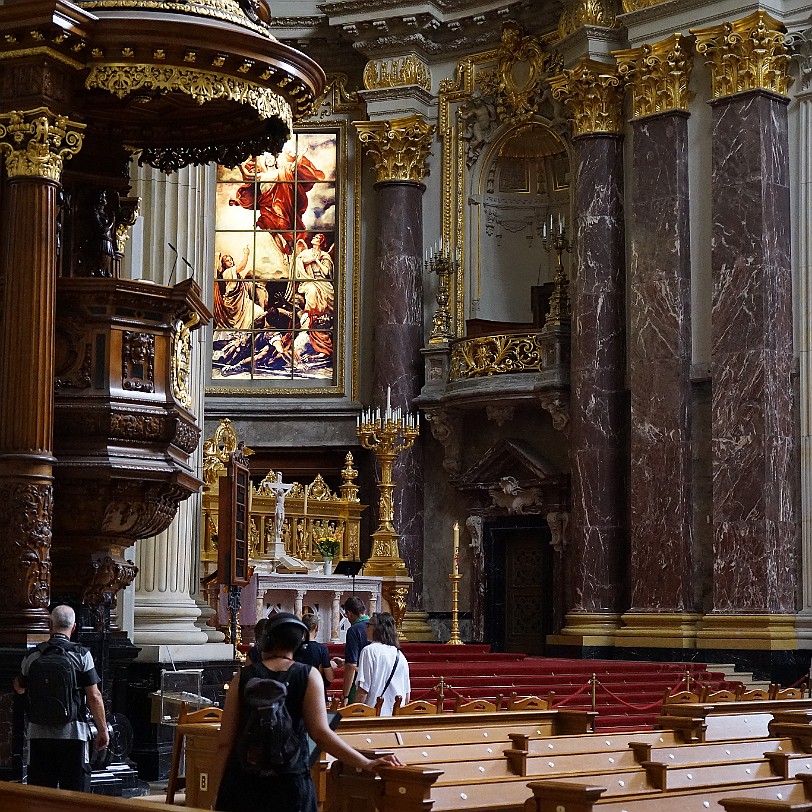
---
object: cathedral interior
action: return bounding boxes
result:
[0,0,811,786]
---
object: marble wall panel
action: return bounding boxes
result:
[370,181,425,607]
[710,91,795,613]
[569,135,627,614]
[628,113,693,613]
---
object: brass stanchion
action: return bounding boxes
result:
[591,673,597,712]
[447,572,463,645]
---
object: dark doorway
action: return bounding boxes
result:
[483,516,554,654]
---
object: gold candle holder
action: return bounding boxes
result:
[356,390,419,576]
[541,215,572,326]
[447,572,463,645]
[426,246,455,344]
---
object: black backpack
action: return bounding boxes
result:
[25,641,84,726]
[235,664,302,776]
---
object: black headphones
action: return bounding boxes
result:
[264,612,308,636]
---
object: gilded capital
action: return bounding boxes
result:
[621,0,667,10]
[614,34,694,119]
[691,11,791,99]
[0,108,85,181]
[363,54,431,92]
[548,60,624,137]
[354,115,435,183]
[558,0,621,40]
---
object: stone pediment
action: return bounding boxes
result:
[455,438,559,491]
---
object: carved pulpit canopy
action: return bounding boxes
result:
[455,438,568,517]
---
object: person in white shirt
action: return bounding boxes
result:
[355,612,410,716]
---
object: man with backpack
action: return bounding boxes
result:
[13,604,109,791]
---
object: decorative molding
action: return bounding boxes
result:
[485,404,515,426]
[692,10,791,99]
[614,34,694,119]
[82,554,138,608]
[355,114,435,183]
[363,54,431,92]
[115,196,141,253]
[122,330,155,393]
[558,0,621,40]
[0,482,52,610]
[85,63,293,128]
[424,407,462,477]
[621,0,666,10]
[488,476,544,514]
[788,30,812,94]
[449,333,545,380]
[549,58,625,136]
[539,393,570,432]
[0,107,84,181]
[547,510,570,553]
[171,314,197,411]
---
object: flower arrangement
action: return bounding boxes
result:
[315,536,340,559]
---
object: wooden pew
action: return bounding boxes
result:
[0,782,210,812]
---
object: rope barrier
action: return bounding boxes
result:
[550,679,591,707]
[595,680,664,712]
[788,673,810,689]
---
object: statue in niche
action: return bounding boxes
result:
[76,190,117,278]
[459,88,498,167]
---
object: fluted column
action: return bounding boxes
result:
[356,115,434,609]
[692,12,796,649]
[792,31,812,647]
[124,163,224,649]
[549,62,626,647]
[614,36,700,648]
[0,108,84,641]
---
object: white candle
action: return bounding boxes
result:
[453,522,460,575]
[386,385,391,418]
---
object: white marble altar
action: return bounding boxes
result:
[255,572,384,643]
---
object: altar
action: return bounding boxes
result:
[255,572,384,644]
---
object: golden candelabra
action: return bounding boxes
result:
[356,389,419,576]
[426,245,455,344]
[541,215,572,326]
[447,572,463,645]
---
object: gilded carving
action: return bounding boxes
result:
[0,107,84,181]
[0,482,52,610]
[85,64,293,129]
[171,314,196,411]
[621,0,667,10]
[363,54,431,91]
[202,418,253,485]
[115,196,141,253]
[548,59,625,136]
[355,114,435,184]
[692,11,791,99]
[82,555,138,607]
[558,0,621,39]
[449,333,545,380]
[615,34,694,119]
[122,330,155,393]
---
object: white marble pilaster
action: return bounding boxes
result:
[331,591,342,643]
[123,163,226,653]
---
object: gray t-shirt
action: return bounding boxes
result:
[19,636,99,741]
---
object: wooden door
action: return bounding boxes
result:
[504,531,548,655]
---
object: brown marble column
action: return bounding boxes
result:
[614,36,700,647]
[0,108,84,641]
[692,12,796,648]
[549,62,627,646]
[356,115,434,609]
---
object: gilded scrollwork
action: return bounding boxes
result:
[449,333,545,380]
[85,63,293,129]
[692,11,791,99]
[115,196,141,253]
[363,54,431,92]
[355,114,435,184]
[548,59,625,137]
[202,418,253,484]
[558,0,621,40]
[0,107,85,181]
[171,313,197,411]
[614,34,694,119]
[0,482,53,610]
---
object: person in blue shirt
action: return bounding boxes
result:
[294,614,334,698]
[340,596,369,705]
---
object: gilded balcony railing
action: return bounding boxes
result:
[449,331,546,380]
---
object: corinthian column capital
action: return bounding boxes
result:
[0,107,85,181]
[548,59,625,137]
[691,10,791,99]
[614,34,694,119]
[354,114,435,183]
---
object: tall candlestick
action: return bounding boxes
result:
[453,521,460,575]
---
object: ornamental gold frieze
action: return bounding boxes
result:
[85,63,293,128]
[355,114,435,184]
[692,11,791,99]
[449,333,546,381]
[0,107,85,181]
[548,59,624,136]
[558,0,621,40]
[621,0,667,10]
[171,312,197,412]
[363,54,431,92]
[614,34,694,119]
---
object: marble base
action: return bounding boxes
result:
[794,612,812,649]
[548,611,623,647]
[401,610,436,641]
[696,614,797,650]
[134,642,233,664]
[615,612,703,648]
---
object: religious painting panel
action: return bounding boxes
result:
[210,130,340,389]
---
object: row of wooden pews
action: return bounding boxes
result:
[326,698,812,812]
